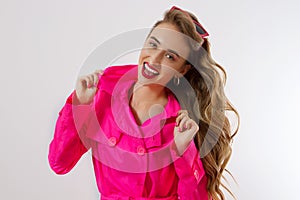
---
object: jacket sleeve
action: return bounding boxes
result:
[171,140,211,200]
[48,91,93,175]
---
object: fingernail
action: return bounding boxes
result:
[179,127,182,132]
[184,125,187,129]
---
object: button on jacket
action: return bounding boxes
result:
[48,64,210,200]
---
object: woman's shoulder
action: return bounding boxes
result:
[103,64,138,76]
[97,64,138,94]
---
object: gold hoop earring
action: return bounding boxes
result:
[173,75,180,86]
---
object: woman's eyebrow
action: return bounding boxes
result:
[150,36,160,44]
[167,49,180,58]
[150,36,180,58]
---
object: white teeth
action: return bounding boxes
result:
[144,63,159,75]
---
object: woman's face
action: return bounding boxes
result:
[137,22,191,86]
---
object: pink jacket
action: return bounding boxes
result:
[48,64,210,200]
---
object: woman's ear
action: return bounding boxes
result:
[179,64,191,77]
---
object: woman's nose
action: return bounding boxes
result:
[150,50,165,64]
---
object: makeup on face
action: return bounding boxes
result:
[138,23,190,83]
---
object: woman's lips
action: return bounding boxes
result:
[142,62,159,79]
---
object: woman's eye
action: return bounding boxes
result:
[166,54,175,60]
[149,42,157,48]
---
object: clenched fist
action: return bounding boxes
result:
[174,110,199,156]
[74,69,104,105]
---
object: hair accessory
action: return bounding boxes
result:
[170,6,209,39]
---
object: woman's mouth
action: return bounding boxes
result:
[142,62,159,79]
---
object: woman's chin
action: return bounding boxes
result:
[137,76,169,88]
[137,68,170,87]
[137,76,155,85]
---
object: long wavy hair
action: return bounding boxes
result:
[150,8,240,200]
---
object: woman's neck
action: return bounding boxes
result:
[131,82,168,106]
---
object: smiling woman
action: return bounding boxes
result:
[48,6,240,200]
[138,23,191,87]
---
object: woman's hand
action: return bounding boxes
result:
[174,110,199,156]
[74,69,104,105]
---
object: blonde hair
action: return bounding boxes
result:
[151,8,240,200]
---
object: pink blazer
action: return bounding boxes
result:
[48,64,210,200]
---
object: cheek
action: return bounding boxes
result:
[159,66,177,81]
[138,48,148,63]
[161,62,182,74]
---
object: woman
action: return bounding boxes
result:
[48,6,240,200]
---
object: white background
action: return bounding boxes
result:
[0,0,299,199]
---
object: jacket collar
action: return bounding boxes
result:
[90,65,181,149]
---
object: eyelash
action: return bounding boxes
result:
[149,41,157,48]
[166,54,175,61]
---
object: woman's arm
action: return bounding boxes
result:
[172,110,211,199]
[48,91,93,175]
[48,70,103,174]
[171,140,210,200]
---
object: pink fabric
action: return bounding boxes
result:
[48,64,210,200]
